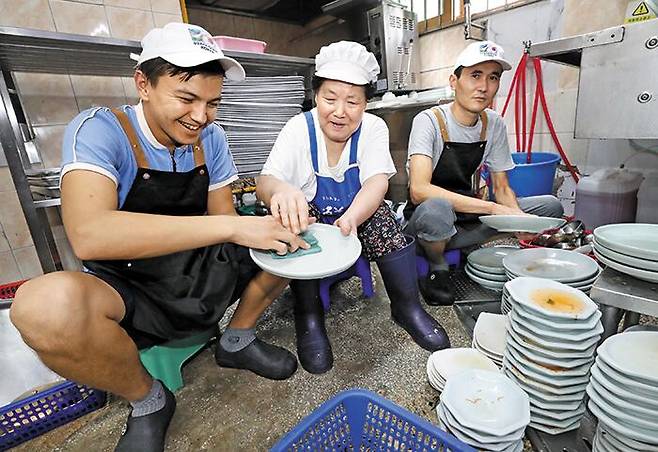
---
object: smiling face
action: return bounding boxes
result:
[314,79,367,147]
[450,61,502,117]
[135,70,223,149]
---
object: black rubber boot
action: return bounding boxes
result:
[291,279,333,374]
[376,236,451,351]
[215,338,298,380]
[419,270,456,306]
[115,381,176,452]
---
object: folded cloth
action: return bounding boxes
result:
[271,231,321,259]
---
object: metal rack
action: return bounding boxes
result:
[0,26,314,273]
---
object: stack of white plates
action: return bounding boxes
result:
[437,369,530,452]
[587,331,658,451]
[502,248,601,293]
[466,246,520,292]
[502,277,602,434]
[472,313,506,367]
[426,348,499,392]
[593,223,658,283]
[217,76,304,177]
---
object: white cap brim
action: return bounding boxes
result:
[130,51,246,81]
[456,57,512,73]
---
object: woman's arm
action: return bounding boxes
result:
[335,173,388,235]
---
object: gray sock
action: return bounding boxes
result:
[130,379,166,417]
[220,327,256,353]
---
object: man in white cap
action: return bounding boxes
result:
[403,40,563,306]
[11,23,307,451]
[257,41,451,375]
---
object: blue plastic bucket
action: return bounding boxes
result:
[488,152,560,199]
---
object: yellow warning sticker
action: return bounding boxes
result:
[633,1,650,15]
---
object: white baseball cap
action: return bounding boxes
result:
[130,23,246,81]
[454,40,512,73]
[315,41,380,85]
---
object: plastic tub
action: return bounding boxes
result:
[506,152,561,198]
[271,388,474,451]
[212,36,266,53]
[574,169,643,230]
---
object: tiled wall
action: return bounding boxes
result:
[416,0,658,215]
[0,0,183,284]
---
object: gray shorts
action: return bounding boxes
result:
[403,195,564,250]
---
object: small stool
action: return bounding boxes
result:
[416,249,461,279]
[139,328,216,392]
[318,255,374,311]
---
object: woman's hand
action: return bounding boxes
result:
[334,214,358,236]
[269,187,312,234]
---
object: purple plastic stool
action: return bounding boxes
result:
[318,255,374,311]
[416,249,461,279]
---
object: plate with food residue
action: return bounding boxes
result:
[503,248,599,283]
[506,277,598,320]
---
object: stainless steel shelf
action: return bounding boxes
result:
[590,266,658,317]
[33,198,61,208]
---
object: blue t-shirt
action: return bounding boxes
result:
[61,104,238,208]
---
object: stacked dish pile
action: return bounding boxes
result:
[502,248,601,293]
[593,223,658,283]
[502,277,602,434]
[587,331,658,451]
[26,167,60,200]
[437,369,530,452]
[472,313,506,368]
[465,246,519,292]
[217,75,304,177]
[426,348,498,392]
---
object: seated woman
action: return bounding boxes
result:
[257,41,451,374]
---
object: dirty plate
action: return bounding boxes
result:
[480,215,566,233]
[249,223,361,279]
[503,248,599,283]
[506,277,598,320]
[467,246,520,272]
[473,313,507,357]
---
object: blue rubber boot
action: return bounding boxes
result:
[291,279,333,374]
[376,236,451,351]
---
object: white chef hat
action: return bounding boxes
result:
[314,41,380,85]
[130,23,245,81]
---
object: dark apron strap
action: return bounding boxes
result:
[431,107,488,142]
[110,107,206,168]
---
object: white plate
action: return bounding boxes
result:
[528,393,584,411]
[480,215,566,233]
[590,364,658,409]
[597,331,658,385]
[506,336,594,370]
[530,403,586,422]
[508,315,600,351]
[503,248,600,283]
[587,385,658,430]
[598,421,658,452]
[509,309,603,342]
[465,267,505,290]
[506,277,598,320]
[503,358,589,395]
[594,223,658,261]
[249,223,361,279]
[504,369,586,403]
[594,249,658,284]
[588,398,658,444]
[473,338,503,362]
[588,378,658,418]
[438,403,524,448]
[529,419,581,435]
[506,325,597,359]
[467,246,520,271]
[595,358,658,398]
[441,369,530,436]
[503,351,591,387]
[466,264,509,282]
[506,344,592,378]
[594,239,658,271]
[473,313,507,357]
[512,301,602,330]
[429,348,499,381]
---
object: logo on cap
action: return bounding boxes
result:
[479,42,499,58]
[188,26,218,54]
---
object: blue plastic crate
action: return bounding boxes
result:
[271,389,475,452]
[0,381,106,451]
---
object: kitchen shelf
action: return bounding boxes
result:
[0,26,314,273]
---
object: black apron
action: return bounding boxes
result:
[405,107,488,223]
[84,109,253,344]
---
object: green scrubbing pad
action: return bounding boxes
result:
[270,231,322,259]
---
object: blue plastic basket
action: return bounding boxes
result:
[507,152,561,198]
[271,389,475,452]
[0,381,106,451]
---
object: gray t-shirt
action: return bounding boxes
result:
[407,102,515,174]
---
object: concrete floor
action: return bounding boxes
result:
[14,271,476,452]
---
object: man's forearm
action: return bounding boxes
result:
[410,183,496,215]
[493,185,520,210]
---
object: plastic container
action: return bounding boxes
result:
[0,381,106,450]
[574,169,643,230]
[506,152,561,198]
[271,388,474,452]
[0,280,26,300]
[211,36,266,53]
[636,173,658,223]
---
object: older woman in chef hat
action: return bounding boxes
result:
[257,41,451,374]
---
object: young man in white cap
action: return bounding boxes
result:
[11,23,307,451]
[404,40,563,306]
[257,41,451,375]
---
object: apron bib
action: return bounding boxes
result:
[84,109,246,342]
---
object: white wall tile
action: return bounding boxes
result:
[0,251,22,285]
[13,246,43,280]
[0,0,56,30]
[50,0,111,36]
[150,0,180,14]
[105,0,149,9]
[152,12,182,28]
[70,75,127,111]
[33,125,67,169]
[106,6,154,41]
[0,190,32,249]
[13,73,79,126]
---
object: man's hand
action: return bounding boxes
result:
[490,203,532,217]
[269,187,311,234]
[334,214,358,236]
[230,215,311,255]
